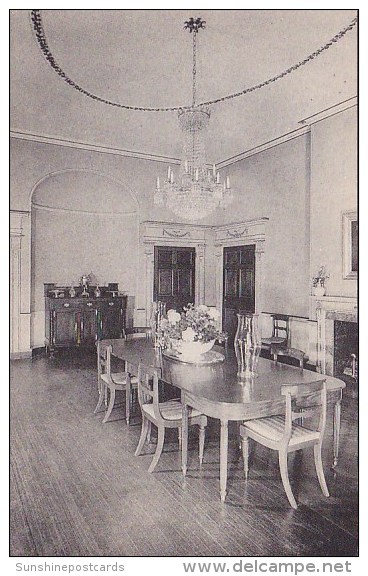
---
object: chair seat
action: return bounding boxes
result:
[242,415,320,446]
[101,372,138,387]
[142,398,202,421]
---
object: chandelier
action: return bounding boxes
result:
[154,17,233,221]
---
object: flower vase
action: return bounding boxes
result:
[234,313,261,378]
[314,281,326,297]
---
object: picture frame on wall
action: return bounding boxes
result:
[342,210,358,279]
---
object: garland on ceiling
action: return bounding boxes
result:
[30,9,357,113]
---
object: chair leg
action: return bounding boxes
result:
[279,450,298,509]
[125,385,131,425]
[102,387,116,423]
[94,384,105,414]
[241,435,250,479]
[135,416,150,456]
[148,426,165,473]
[178,428,182,448]
[147,421,152,444]
[198,418,206,466]
[314,444,330,497]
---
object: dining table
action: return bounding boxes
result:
[101,338,345,503]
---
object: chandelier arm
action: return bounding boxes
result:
[30,10,357,113]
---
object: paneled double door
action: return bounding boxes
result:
[154,246,195,312]
[222,244,256,343]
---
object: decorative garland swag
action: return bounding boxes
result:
[30,9,357,113]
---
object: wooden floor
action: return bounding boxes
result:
[10,350,358,557]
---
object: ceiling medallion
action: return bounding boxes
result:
[154,18,233,221]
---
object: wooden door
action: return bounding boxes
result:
[222,245,255,343]
[154,246,195,312]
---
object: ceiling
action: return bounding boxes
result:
[10,9,357,165]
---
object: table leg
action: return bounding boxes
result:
[220,419,229,503]
[332,396,342,469]
[182,401,189,476]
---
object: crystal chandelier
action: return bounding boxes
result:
[154,17,233,221]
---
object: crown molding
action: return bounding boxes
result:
[218,126,310,168]
[10,130,180,165]
[298,96,357,126]
[11,94,357,171]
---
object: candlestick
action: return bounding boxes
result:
[184,160,188,173]
[170,171,174,184]
[226,176,230,189]
[167,166,171,180]
[216,172,220,184]
[156,176,160,189]
[195,168,199,181]
[212,164,216,177]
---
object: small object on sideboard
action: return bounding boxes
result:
[69,286,76,298]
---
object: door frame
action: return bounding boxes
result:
[214,219,268,330]
[141,221,211,326]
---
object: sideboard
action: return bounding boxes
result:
[44,283,127,354]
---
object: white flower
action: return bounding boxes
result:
[167,309,181,324]
[207,308,220,320]
[181,327,196,342]
[197,304,208,312]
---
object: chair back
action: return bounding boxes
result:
[272,314,289,343]
[271,345,305,369]
[136,362,167,424]
[97,341,112,377]
[125,327,152,340]
[282,380,327,443]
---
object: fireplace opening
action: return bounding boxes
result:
[334,320,358,394]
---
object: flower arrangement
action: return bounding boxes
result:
[312,265,330,287]
[159,303,225,345]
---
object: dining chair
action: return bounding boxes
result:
[134,361,208,473]
[94,341,138,424]
[271,345,306,368]
[240,380,329,509]
[262,314,289,352]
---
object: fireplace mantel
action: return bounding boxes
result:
[310,295,357,375]
[309,295,357,322]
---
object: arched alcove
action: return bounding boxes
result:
[31,169,139,348]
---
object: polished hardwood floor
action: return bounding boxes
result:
[10,350,358,557]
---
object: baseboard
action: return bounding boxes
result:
[10,351,32,360]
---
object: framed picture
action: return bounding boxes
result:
[342,210,358,279]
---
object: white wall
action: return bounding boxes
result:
[310,107,357,298]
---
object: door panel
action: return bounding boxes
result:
[158,269,172,295]
[154,246,195,312]
[82,309,97,344]
[223,245,255,343]
[54,311,77,345]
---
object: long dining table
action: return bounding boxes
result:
[101,338,345,503]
